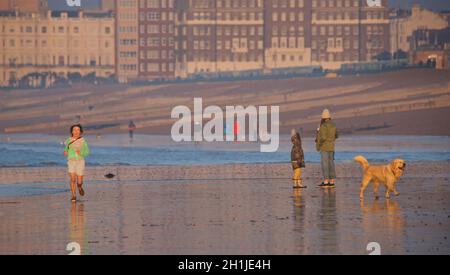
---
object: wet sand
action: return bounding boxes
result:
[0,161,449,255]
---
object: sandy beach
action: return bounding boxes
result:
[1,161,449,255]
[1,68,449,255]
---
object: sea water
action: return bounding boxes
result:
[0,134,448,167]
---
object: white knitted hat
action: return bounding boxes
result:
[322,109,331,119]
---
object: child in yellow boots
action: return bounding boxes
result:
[291,129,306,188]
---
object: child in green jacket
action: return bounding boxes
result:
[64,124,90,202]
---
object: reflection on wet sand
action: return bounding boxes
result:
[292,189,306,254]
[317,188,338,254]
[293,189,305,209]
[1,160,449,254]
[361,199,405,230]
[360,199,405,254]
[69,202,87,255]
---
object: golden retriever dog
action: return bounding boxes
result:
[354,155,406,200]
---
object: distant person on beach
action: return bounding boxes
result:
[291,129,306,188]
[234,119,239,141]
[128,120,136,140]
[315,109,338,188]
[64,124,90,202]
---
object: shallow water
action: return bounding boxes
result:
[0,134,449,167]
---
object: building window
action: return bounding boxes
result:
[298,37,304,48]
[147,12,161,21]
[147,63,159,72]
[298,12,304,22]
[328,38,334,48]
[336,38,342,48]
[290,12,295,22]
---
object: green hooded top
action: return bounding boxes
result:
[64,137,90,160]
[316,120,338,152]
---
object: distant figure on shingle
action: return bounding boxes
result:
[128,120,136,141]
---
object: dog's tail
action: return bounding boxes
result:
[354,155,370,171]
